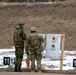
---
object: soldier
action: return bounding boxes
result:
[26,27,44,72]
[13,20,27,72]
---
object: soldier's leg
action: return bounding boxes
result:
[14,47,19,72]
[30,53,36,70]
[36,53,42,69]
[17,59,23,72]
[17,47,24,72]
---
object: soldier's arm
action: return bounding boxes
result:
[19,29,27,40]
[13,33,16,46]
[39,35,44,43]
[39,35,45,52]
[25,39,30,55]
[23,32,27,40]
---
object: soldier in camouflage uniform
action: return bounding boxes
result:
[26,27,44,72]
[13,20,27,72]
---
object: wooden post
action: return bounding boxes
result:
[60,34,65,70]
[44,34,46,49]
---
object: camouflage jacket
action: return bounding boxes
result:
[26,33,44,53]
[13,26,27,47]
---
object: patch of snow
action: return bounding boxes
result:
[0,48,76,70]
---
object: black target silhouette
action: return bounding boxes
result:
[52,44,55,48]
[52,37,55,40]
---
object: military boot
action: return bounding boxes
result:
[18,66,23,72]
[31,68,35,72]
[14,65,17,72]
[34,67,39,72]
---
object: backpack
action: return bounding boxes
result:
[14,28,24,47]
[14,29,19,42]
[14,28,25,42]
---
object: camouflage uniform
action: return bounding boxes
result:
[13,20,27,72]
[26,27,44,71]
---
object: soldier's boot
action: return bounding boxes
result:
[34,68,39,72]
[18,66,23,72]
[14,65,17,72]
[34,67,42,72]
[31,68,35,72]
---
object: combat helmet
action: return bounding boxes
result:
[18,20,25,25]
[30,27,36,32]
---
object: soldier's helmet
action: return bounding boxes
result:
[30,27,36,32]
[18,20,25,26]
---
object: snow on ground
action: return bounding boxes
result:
[0,47,76,70]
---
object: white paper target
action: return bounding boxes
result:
[45,34,61,59]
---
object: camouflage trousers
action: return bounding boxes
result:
[30,49,42,69]
[15,47,24,68]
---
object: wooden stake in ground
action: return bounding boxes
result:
[60,34,65,70]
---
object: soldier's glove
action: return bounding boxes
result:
[26,52,29,55]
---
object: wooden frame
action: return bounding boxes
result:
[44,34,65,70]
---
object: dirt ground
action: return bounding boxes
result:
[0,1,76,50]
[0,72,75,75]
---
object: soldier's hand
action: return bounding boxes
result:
[27,52,29,55]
